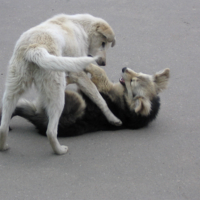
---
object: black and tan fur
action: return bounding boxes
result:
[7,64,170,137]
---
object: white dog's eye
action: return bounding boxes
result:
[102,42,105,48]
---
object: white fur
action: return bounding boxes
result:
[0,14,120,155]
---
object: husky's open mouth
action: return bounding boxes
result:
[119,77,125,86]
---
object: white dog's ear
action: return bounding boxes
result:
[153,68,170,93]
[96,23,116,47]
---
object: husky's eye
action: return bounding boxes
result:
[131,78,138,83]
[102,42,105,48]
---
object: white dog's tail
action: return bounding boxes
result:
[25,47,97,72]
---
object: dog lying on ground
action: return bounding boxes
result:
[10,64,170,137]
[0,14,121,155]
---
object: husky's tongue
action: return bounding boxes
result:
[119,77,125,86]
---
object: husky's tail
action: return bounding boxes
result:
[12,99,48,133]
[25,47,97,72]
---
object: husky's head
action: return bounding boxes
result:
[119,67,170,116]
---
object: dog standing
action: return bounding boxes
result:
[0,14,121,155]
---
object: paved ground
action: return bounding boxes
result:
[0,0,200,199]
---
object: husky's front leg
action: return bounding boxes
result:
[67,71,122,126]
[84,64,113,93]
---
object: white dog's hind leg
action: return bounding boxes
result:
[0,91,20,151]
[0,58,30,151]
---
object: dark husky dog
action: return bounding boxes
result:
[2,64,170,137]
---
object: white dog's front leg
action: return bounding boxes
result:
[69,72,122,126]
[32,70,69,155]
[46,113,68,155]
[44,86,68,155]
[47,130,68,155]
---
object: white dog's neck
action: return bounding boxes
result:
[69,14,95,32]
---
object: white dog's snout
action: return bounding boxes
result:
[95,57,106,66]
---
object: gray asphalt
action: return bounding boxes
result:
[0,0,200,199]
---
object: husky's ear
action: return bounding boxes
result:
[96,23,116,47]
[154,68,170,93]
[134,97,151,116]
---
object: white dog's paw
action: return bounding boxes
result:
[108,117,122,126]
[104,109,122,126]
[0,143,9,151]
[54,145,68,155]
[0,131,9,151]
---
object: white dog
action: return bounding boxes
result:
[0,14,121,155]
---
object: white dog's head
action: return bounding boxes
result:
[88,19,116,66]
